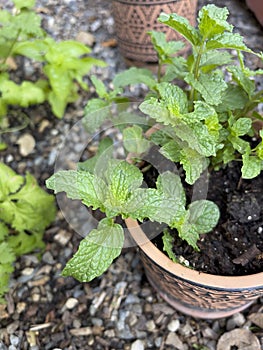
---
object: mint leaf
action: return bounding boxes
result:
[113,67,156,90]
[78,137,113,174]
[159,12,200,46]
[106,161,143,206]
[206,32,252,52]
[83,98,109,133]
[162,229,178,263]
[227,65,255,97]
[62,218,124,282]
[185,71,227,106]
[216,85,249,112]
[231,118,252,137]
[180,148,209,185]
[200,50,233,70]
[149,31,184,62]
[242,153,262,179]
[46,170,80,199]
[123,125,151,154]
[198,5,233,39]
[188,200,220,234]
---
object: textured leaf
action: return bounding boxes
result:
[159,12,200,46]
[83,98,109,133]
[0,80,45,107]
[206,32,252,52]
[13,40,49,61]
[91,75,108,99]
[0,163,24,199]
[216,85,249,112]
[0,222,8,242]
[185,71,227,106]
[242,153,262,179]
[78,137,113,174]
[231,118,252,136]
[46,170,80,199]
[106,161,143,206]
[227,65,255,97]
[157,82,188,115]
[200,50,233,69]
[123,125,151,154]
[62,219,124,282]
[198,5,233,39]
[180,148,209,184]
[177,218,200,250]
[188,200,220,233]
[149,31,184,61]
[113,67,156,89]
[162,229,178,263]
[0,242,15,264]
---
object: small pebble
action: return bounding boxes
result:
[65,298,78,310]
[167,319,180,332]
[131,339,145,350]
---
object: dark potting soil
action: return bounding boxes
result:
[145,160,263,277]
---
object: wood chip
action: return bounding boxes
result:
[233,244,261,266]
[101,38,118,47]
[217,328,260,350]
[70,327,92,336]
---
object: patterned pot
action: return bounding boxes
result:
[111,0,198,66]
[125,218,263,319]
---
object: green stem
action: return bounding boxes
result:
[189,41,206,109]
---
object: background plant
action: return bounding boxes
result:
[47,5,263,282]
[0,162,56,303]
[0,0,106,125]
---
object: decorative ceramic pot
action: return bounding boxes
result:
[111,0,198,66]
[246,0,263,26]
[125,218,263,319]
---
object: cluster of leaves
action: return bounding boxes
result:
[46,160,219,282]
[47,5,263,281]
[0,162,56,302]
[0,0,105,124]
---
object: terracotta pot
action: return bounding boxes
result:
[246,0,263,26]
[125,218,263,319]
[111,0,198,66]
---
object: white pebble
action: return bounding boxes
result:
[65,297,78,309]
[167,319,180,332]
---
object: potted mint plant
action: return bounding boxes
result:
[46,5,263,318]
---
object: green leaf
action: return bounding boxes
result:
[198,5,233,39]
[0,242,15,264]
[43,64,72,100]
[78,137,113,174]
[91,75,108,99]
[206,32,252,52]
[8,231,44,256]
[0,222,8,242]
[216,85,249,112]
[227,65,255,97]
[0,163,24,200]
[46,170,81,199]
[149,31,184,62]
[0,80,45,107]
[188,200,220,234]
[83,99,109,133]
[200,50,233,70]
[56,40,91,57]
[131,172,186,225]
[13,0,35,9]
[180,148,209,185]
[62,218,124,282]
[159,12,200,46]
[113,67,156,90]
[13,40,49,61]
[185,71,227,106]
[123,125,151,154]
[8,173,56,233]
[47,91,69,119]
[162,229,178,263]
[231,118,252,136]
[157,82,188,115]
[241,153,262,179]
[106,161,143,206]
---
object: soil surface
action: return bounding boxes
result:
[157,161,263,276]
[0,1,263,350]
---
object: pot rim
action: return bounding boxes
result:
[125,217,263,290]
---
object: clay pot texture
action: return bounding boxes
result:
[125,218,263,319]
[246,0,263,26]
[111,0,198,64]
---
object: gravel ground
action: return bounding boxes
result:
[0,1,263,349]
